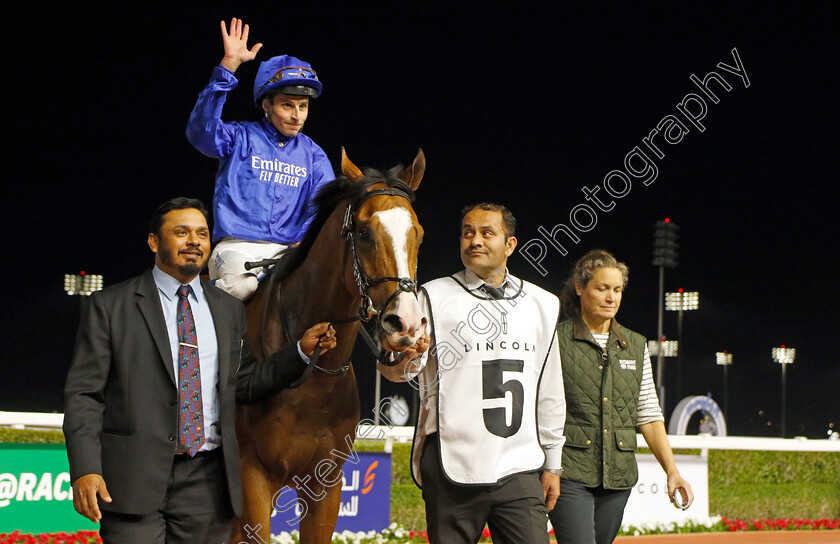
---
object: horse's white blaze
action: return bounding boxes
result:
[374,207,425,341]
[374,208,412,279]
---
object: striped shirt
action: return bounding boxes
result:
[591,332,663,425]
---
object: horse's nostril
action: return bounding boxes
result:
[382,314,404,334]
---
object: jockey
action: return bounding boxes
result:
[187,18,335,300]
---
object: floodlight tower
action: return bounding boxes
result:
[772,346,796,437]
[715,351,733,419]
[665,289,699,401]
[652,218,679,411]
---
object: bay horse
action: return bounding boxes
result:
[230,149,427,544]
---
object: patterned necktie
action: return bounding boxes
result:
[177,285,204,456]
[479,283,506,300]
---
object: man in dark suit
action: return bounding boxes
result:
[63,197,335,543]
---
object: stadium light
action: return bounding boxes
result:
[772,346,796,364]
[64,272,104,296]
[665,289,699,311]
[648,339,678,357]
[652,218,680,269]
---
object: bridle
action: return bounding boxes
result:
[263,184,420,383]
[340,187,419,322]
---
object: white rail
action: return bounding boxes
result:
[653,433,840,452]
[0,411,64,430]
[4,412,839,453]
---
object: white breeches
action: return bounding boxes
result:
[209,238,288,300]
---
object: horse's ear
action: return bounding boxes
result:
[341,147,365,183]
[402,148,425,192]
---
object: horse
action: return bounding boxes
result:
[230,149,427,544]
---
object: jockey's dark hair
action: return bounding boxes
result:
[460,203,516,240]
[150,197,209,236]
[271,164,416,283]
[262,90,312,105]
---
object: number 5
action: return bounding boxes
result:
[482,359,525,438]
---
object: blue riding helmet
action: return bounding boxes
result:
[253,55,322,104]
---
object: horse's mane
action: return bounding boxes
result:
[270,164,416,283]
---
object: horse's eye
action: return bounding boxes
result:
[358,227,370,240]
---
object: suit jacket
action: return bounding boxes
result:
[63,268,308,516]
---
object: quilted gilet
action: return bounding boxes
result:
[556,316,646,489]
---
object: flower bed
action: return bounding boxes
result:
[618,517,727,536]
[720,517,840,532]
[617,516,840,535]
[4,519,839,544]
[0,531,102,544]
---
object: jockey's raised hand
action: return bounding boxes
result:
[220,18,263,73]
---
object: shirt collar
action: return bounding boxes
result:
[260,119,294,146]
[571,315,629,347]
[152,266,205,305]
[463,267,516,292]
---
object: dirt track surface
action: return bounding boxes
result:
[614,531,840,543]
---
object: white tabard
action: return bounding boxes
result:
[411,271,566,485]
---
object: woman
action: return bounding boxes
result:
[549,249,693,544]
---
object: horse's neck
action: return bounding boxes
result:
[282,205,360,366]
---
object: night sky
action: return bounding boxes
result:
[5,4,838,438]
